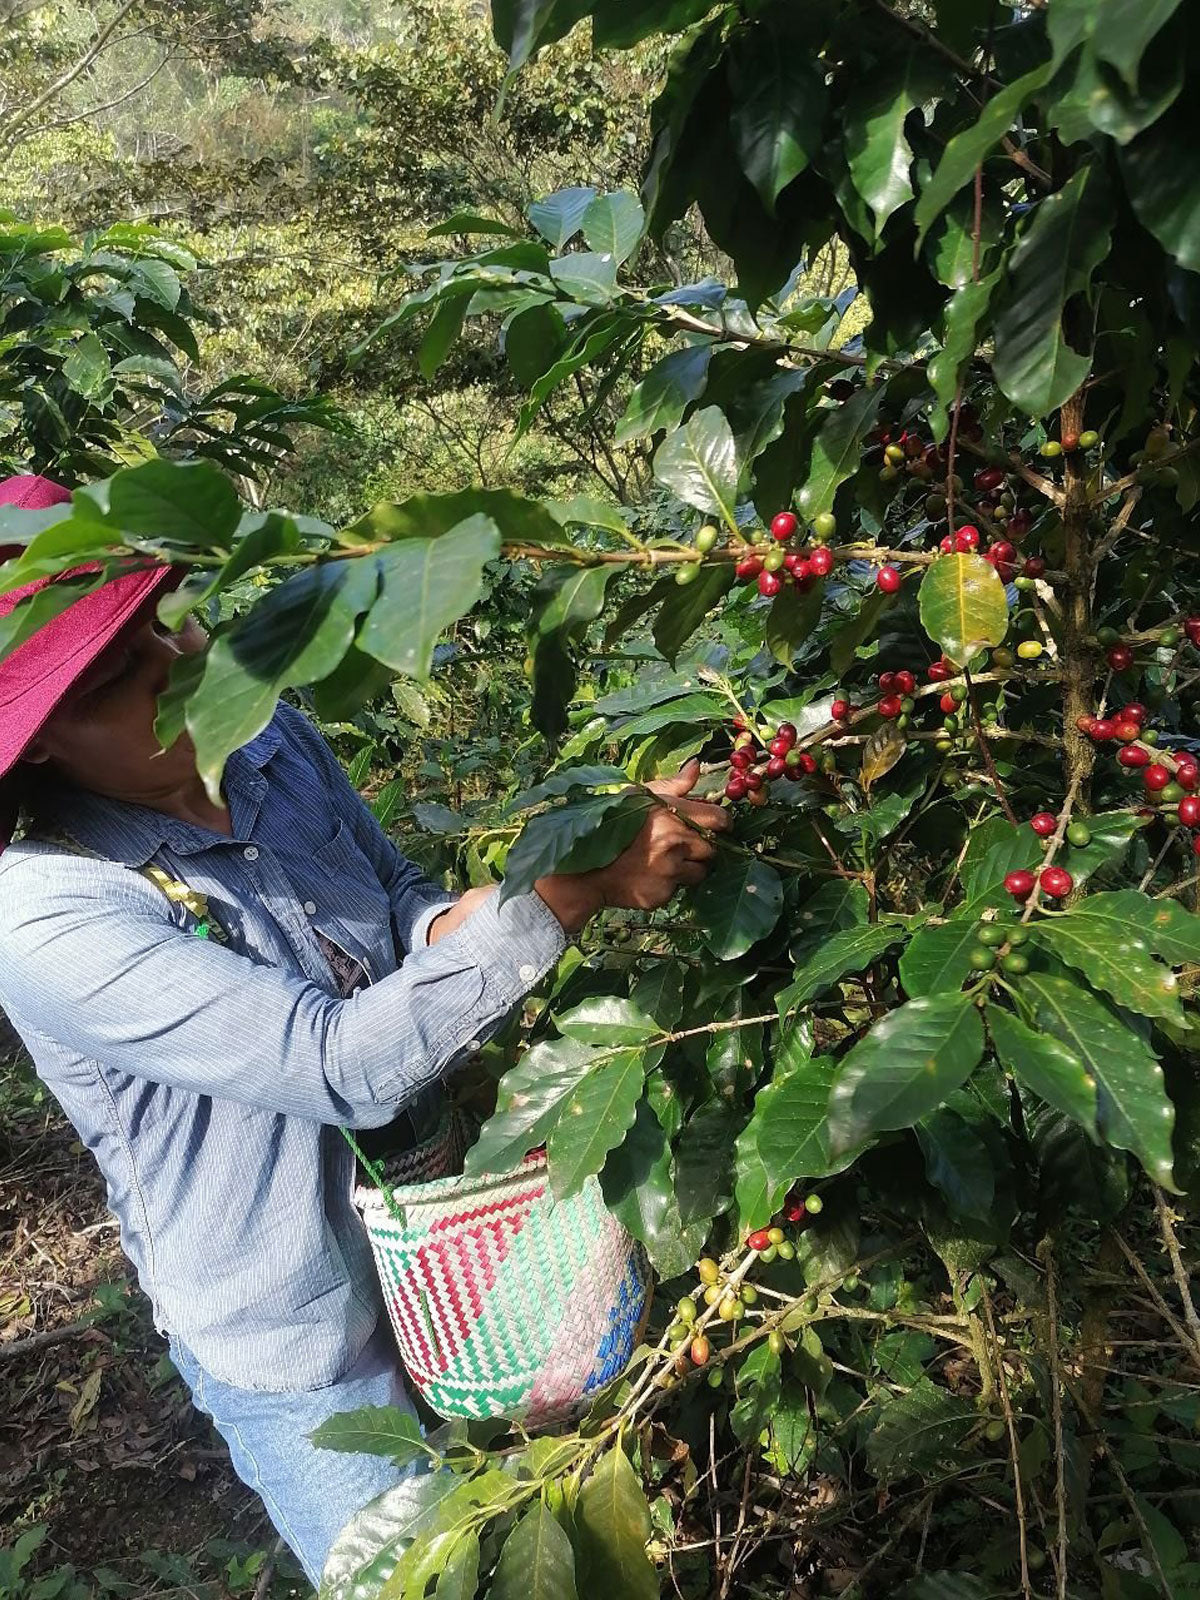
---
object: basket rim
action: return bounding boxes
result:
[353,1149,548,1217]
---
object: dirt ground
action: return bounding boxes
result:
[0,1047,310,1598]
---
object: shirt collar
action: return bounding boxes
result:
[41,720,283,868]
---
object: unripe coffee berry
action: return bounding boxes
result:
[698,1258,720,1285]
[976,923,1006,947]
[1066,822,1091,847]
[970,945,997,971]
[768,1329,786,1356]
[812,512,837,540]
[689,1335,711,1366]
[1001,950,1030,975]
[695,524,719,553]
[1017,640,1044,660]
[1160,781,1186,804]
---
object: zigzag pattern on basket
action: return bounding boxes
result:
[356,1154,650,1427]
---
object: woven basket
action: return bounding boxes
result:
[353,1145,650,1428]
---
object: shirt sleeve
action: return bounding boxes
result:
[0,851,566,1129]
[277,703,458,952]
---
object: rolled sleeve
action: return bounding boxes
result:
[409,895,460,950]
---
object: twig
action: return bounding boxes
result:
[0,1319,103,1362]
[1110,1232,1200,1372]
[1038,1239,1069,1600]
[1154,1187,1200,1359]
[252,1537,285,1600]
[981,1283,1032,1600]
[967,672,1018,823]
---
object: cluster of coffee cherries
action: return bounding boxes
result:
[966,915,1031,978]
[1002,809,1095,904]
[933,520,1045,591]
[1076,699,1200,851]
[731,510,839,599]
[663,1193,825,1379]
[1038,428,1102,459]
[723,718,818,805]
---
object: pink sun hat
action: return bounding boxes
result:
[0,473,178,840]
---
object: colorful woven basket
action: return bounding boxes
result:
[351,1135,650,1428]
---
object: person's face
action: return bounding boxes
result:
[25,616,208,802]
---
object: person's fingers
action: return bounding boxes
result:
[647,758,701,799]
[671,795,732,832]
[672,859,709,886]
[679,833,716,863]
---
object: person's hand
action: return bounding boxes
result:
[535,759,729,930]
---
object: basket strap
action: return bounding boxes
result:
[340,1127,408,1224]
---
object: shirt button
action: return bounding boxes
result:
[466,1039,481,1052]
[303,901,318,917]
[518,964,536,982]
[243,846,259,862]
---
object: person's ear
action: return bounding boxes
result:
[21,739,51,766]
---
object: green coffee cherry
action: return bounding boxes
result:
[675,563,701,586]
[1066,821,1091,847]
[976,923,1007,947]
[804,1193,824,1215]
[776,1239,795,1261]
[969,946,998,972]
[1000,950,1030,975]
[1007,927,1029,947]
[695,524,720,553]
[677,1296,698,1324]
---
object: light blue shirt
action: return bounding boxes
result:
[0,704,567,1389]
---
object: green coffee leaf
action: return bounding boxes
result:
[574,1448,657,1600]
[433,1533,480,1600]
[797,385,883,522]
[918,552,1009,667]
[916,1108,995,1222]
[553,997,660,1045]
[1030,915,1185,1024]
[987,1005,1098,1135]
[464,1037,600,1177]
[308,1406,428,1465]
[500,791,657,903]
[582,190,645,265]
[734,1052,859,1230]
[600,1100,707,1277]
[490,1502,577,1600]
[776,923,909,1013]
[900,922,984,997]
[653,405,739,524]
[688,854,784,960]
[865,1378,976,1481]
[547,1050,647,1198]
[1021,971,1177,1187]
[827,993,984,1154]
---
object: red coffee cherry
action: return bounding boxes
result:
[939,692,957,715]
[1118,745,1151,768]
[1107,644,1133,671]
[878,694,903,719]
[831,699,851,721]
[730,749,753,770]
[1113,721,1141,743]
[1090,719,1116,742]
[1144,764,1172,792]
[1075,715,1097,735]
[809,546,834,576]
[1022,556,1046,578]
[1185,617,1200,646]
[1040,866,1073,898]
[1004,870,1036,899]
[893,669,916,695]
[776,722,797,744]
[759,571,783,597]
[877,565,901,593]
[927,660,951,682]
[769,735,792,757]
[954,524,981,551]
[725,776,748,800]
[1120,703,1146,724]
[744,770,764,791]
[771,511,799,542]
[974,467,1005,493]
[766,756,787,780]
[1176,760,1199,790]
[1179,795,1200,827]
[1029,812,1057,838]
[748,1229,772,1252]
[797,751,818,775]
[736,555,763,581]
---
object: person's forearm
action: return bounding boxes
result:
[426,875,604,946]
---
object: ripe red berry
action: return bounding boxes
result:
[729,748,753,770]
[791,558,815,588]
[877,565,901,593]
[797,751,818,775]
[974,467,1005,493]
[831,699,851,721]
[954,524,981,551]
[1185,617,1200,646]
[1120,703,1147,725]
[939,692,957,714]
[1030,812,1057,837]
[1076,715,1097,735]
[894,669,916,695]
[759,571,782,597]
[878,694,903,719]
[771,511,798,542]
[1176,760,1199,790]
[725,776,747,800]
[878,671,897,692]
[783,551,805,573]
[1004,870,1036,899]
[1107,644,1133,672]
[927,661,951,682]
[989,539,1016,564]
[1008,509,1032,540]
[689,1335,711,1367]
[1091,719,1116,742]
[1145,764,1172,792]
[769,735,791,757]
[748,1229,772,1252]
[809,546,834,576]
[1023,556,1046,579]
[784,1202,806,1223]
[1179,796,1200,827]
[743,770,764,791]
[766,756,787,780]
[1061,432,1080,453]
[777,723,797,743]
[1113,721,1141,743]
[939,534,955,554]
[1040,866,1073,898]
[736,555,763,581]
[1118,745,1151,768]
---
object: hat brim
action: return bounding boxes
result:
[0,564,180,843]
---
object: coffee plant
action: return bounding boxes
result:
[5,2,1200,1595]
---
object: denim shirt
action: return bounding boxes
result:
[0,704,566,1390]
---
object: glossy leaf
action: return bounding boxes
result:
[490,1502,577,1600]
[727,20,826,213]
[652,562,736,664]
[827,993,984,1154]
[320,1475,461,1600]
[992,163,1114,416]
[1030,915,1184,1024]
[574,1448,657,1600]
[865,1378,976,1482]
[1021,971,1177,1187]
[776,923,909,1014]
[591,0,714,48]
[359,514,501,679]
[928,272,1000,443]
[549,251,618,304]
[463,1037,600,1177]
[582,191,645,265]
[764,579,823,666]
[309,1406,428,1466]
[553,996,660,1045]
[797,385,883,521]
[616,344,712,444]
[527,186,598,247]
[600,1099,707,1277]
[688,854,784,960]
[914,63,1053,241]
[846,54,943,237]
[918,552,1009,667]
[730,1341,782,1446]
[916,1108,995,1221]
[653,405,739,524]
[900,921,983,998]
[1120,94,1200,272]
[987,1005,1098,1134]
[433,1533,481,1600]
[352,486,568,548]
[501,791,658,903]
[1055,889,1200,967]
[548,1053,647,1199]
[735,1052,859,1230]
[107,459,242,551]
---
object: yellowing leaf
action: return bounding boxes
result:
[918,552,1009,667]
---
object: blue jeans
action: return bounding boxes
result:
[170,1320,421,1586]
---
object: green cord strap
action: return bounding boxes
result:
[340,1126,409,1225]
